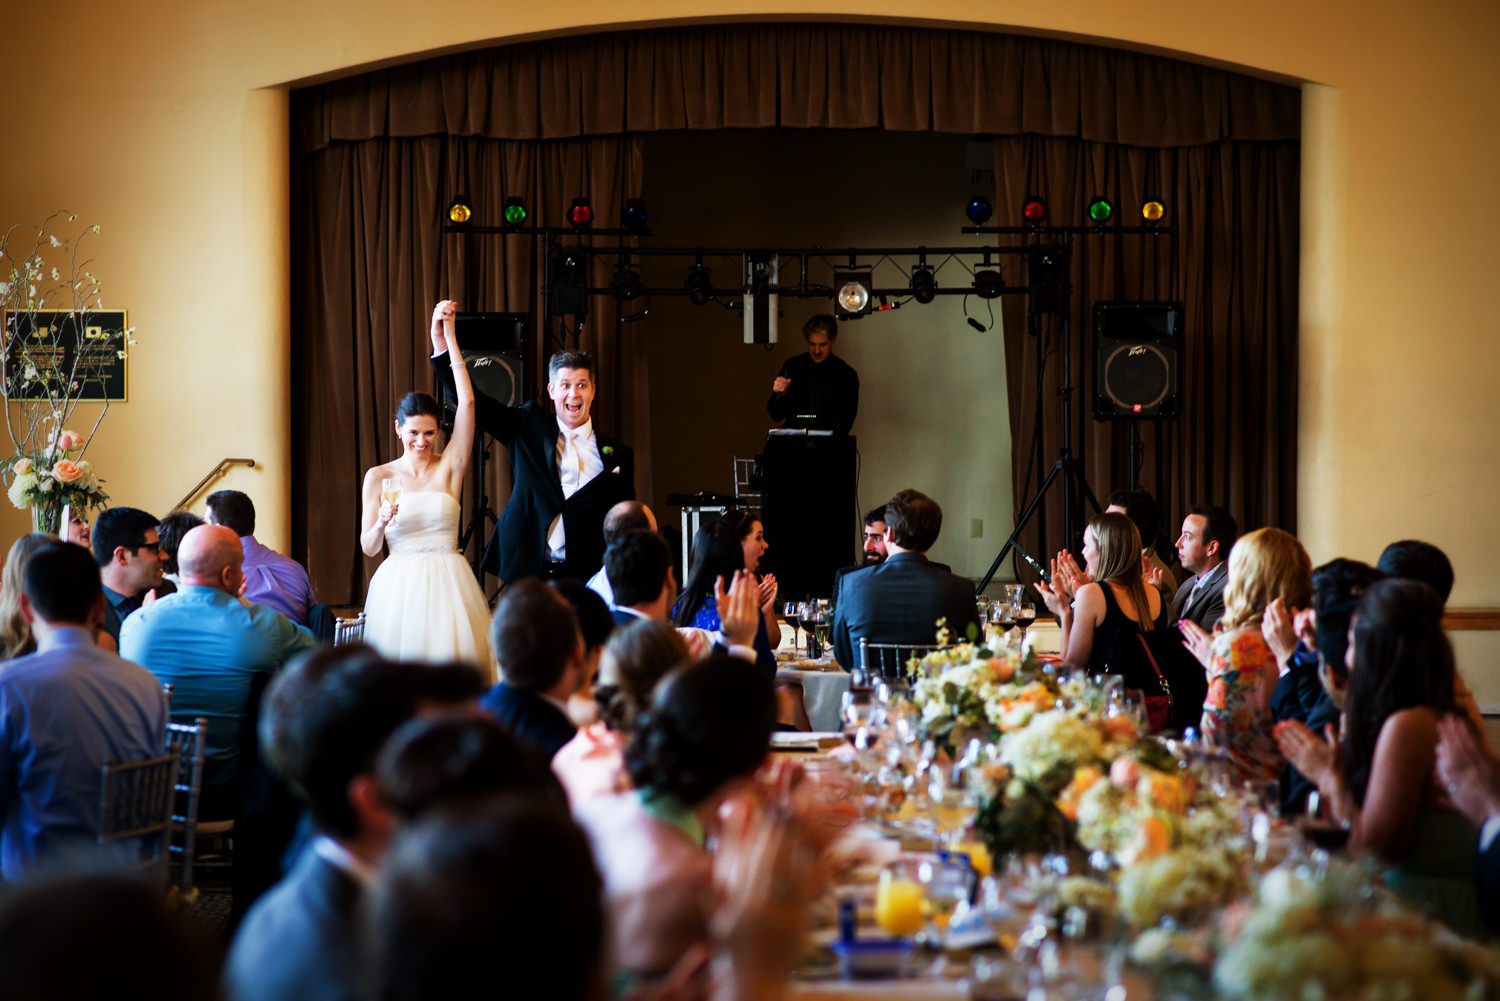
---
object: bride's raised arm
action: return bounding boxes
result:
[433,300,475,492]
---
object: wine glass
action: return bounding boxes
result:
[917,854,973,941]
[782,601,801,653]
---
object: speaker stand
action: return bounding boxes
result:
[976,305,1102,595]
[460,429,500,582]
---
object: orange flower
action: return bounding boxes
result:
[51,459,83,483]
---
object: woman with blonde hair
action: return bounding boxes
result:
[1193,526,1311,781]
[1,532,57,660]
[1037,512,1165,679]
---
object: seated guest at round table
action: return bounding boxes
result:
[1,533,56,661]
[552,618,690,805]
[1037,511,1165,678]
[155,510,203,590]
[1186,527,1310,783]
[1278,579,1483,938]
[674,514,776,677]
[573,653,776,992]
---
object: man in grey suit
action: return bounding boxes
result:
[224,647,485,1001]
[1170,505,1237,630]
[832,490,979,674]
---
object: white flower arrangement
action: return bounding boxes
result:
[1213,860,1500,1001]
[2,212,124,532]
[1000,709,1107,783]
[1118,845,1245,927]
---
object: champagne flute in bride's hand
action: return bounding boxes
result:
[381,478,402,521]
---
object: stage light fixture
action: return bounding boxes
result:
[621,199,648,231]
[1141,198,1166,223]
[973,269,1005,299]
[1022,196,1047,223]
[833,270,873,318]
[1086,197,1114,225]
[965,196,994,225]
[502,197,528,227]
[612,266,643,301]
[910,266,937,304]
[685,266,713,306]
[569,198,594,228]
[447,196,473,226]
[548,246,588,315]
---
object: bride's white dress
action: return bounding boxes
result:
[362,491,496,682]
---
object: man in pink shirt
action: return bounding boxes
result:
[206,490,317,626]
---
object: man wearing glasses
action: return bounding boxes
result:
[91,506,171,643]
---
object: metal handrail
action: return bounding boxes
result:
[173,458,255,512]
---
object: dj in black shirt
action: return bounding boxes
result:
[766,314,859,434]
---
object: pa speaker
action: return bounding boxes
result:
[1092,302,1181,419]
[453,312,526,409]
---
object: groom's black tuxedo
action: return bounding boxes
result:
[433,356,634,585]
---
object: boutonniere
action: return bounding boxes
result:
[601,445,614,458]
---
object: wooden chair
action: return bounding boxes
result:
[97,751,178,885]
[165,717,208,899]
[333,611,366,646]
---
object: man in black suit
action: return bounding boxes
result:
[225,646,485,1001]
[832,490,979,672]
[478,580,587,761]
[766,314,859,434]
[1170,505,1237,630]
[1435,713,1500,932]
[431,324,634,586]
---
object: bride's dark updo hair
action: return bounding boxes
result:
[395,392,442,426]
[624,653,775,807]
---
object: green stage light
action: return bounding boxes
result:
[1087,197,1114,224]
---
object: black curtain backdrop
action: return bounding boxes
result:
[290,23,1299,602]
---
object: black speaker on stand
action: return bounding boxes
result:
[1092,302,1181,491]
[444,312,527,577]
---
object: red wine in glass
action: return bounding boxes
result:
[1013,609,1037,630]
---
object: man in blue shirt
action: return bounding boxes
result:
[120,524,315,818]
[0,542,169,882]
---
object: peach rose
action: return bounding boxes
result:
[56,429,84,451]
[52,459,83,483]
[13,457,32,475]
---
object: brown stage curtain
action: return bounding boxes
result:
[293,133,644,602]
[292,22,1297,601]
[294,24,1298,150]
[994,135,1300,578]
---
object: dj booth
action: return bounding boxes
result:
[757,431,858,601]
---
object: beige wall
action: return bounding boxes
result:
[5,0,1499,682]
[642,128,1012,579]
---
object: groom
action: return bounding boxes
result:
[430,318,634,588]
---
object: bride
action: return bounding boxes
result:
[359,300,495,680]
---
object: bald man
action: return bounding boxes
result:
[121,525,316,815]
[585,501,657,607]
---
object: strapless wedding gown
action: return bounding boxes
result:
[362,491,496,682]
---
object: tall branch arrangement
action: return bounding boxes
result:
[0,212,132,531]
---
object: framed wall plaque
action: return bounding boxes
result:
[2,309,128,402]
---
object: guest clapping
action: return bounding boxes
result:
[1277,579,1482,937]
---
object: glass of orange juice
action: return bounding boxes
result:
[874,862,926,938]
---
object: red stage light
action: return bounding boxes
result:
[569,198,594,227]
[1022,197,1047,223]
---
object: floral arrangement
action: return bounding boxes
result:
[4,428,108,527]
[1,212,129,533]
[1213,861,1500,1001]
[910,642,1056,749]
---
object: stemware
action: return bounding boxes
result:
[380,477,403,507]
[782,601,801,652]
